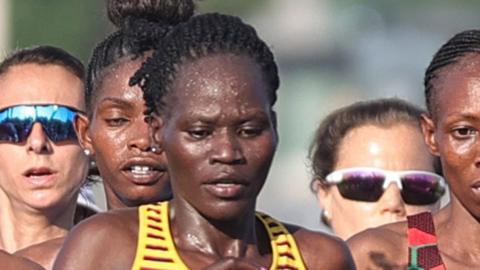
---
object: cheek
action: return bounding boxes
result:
[92,131,127,166]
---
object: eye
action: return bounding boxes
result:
[187,128,212,140]
[238,126,263,138]
[105,117,129,127]
[451,126,477,139]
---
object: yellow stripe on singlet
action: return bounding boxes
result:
[131,202,306,270]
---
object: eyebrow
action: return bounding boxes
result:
[97,97,134,110]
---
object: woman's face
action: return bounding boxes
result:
[0,63,87,210]
[82,58,171,208]
[422,55,480,220]
[317,123,439,239]
[162,54,277,221]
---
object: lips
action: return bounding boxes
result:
[120,158,167,185]
[203,177,250,199]
[23,167,57,188]
[471,181,480,193]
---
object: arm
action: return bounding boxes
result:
[53,210,138,270]
[347,225,407,270]
[292,227,355,270]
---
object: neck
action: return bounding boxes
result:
[436,194,480,262]
[169,198,262,258]
[0,191,76,252]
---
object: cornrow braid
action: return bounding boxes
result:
[85,18,170,114]
[424,29,480,114]
[130,13,279,116]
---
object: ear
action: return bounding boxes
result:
[270,110,279,143]
[315,179,332,220]
[420,113,440,156]
[74,114,94,155]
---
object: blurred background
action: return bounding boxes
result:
[2,0,480,232]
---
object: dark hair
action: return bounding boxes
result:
[130,13,279,116]
[424,29,480,115]
[85,0,195,114]
[0,45,84,80]
[308,98,442,191]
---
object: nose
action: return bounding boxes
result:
[209,130,246,165]
[127,120,155,153]
[26,123,52,154]
[377,184,406,217]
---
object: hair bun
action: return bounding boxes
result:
[107,0,196,28]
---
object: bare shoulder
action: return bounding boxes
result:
[286,224,355,270]
[53,208,139,270]
[15,237,65,270]
[347,221,408,270]
[1,250,44,270]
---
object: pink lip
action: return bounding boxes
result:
[23,167,57,188]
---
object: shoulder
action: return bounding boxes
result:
[286,224,355,270]
[347,221,408,270]
[53,207,140,270]
[15,237,65,270]
[0,250,44,270]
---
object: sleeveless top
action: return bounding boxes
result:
[407,212,446,270]
[131,202,307,270]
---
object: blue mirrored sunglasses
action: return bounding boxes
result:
[0,104,83,143]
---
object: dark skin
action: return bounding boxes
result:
[54,53,354,270]
[1,250,45,270]
[76,57,171,210]
[348,54,480,269]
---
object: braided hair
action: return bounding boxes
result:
[85,0,195,115]
[424,29,480,115]
[130,13,279,116]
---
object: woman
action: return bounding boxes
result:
[0,46,89,269]
[74,0,193,209]
[348,29,480,269]
[54,7,354,270]
[309,98,445,239]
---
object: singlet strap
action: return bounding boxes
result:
[131,202,189,270]
[132,202,307,270]
[407,212,446,270]
[256,212,307,270]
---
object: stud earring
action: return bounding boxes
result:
[320,209,331,227]
[83,149,91,156]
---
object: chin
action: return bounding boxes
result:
[25,191,75,211]
[199,199,254,221]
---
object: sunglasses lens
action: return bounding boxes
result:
[401,174,445,205]
[38,106,77,142]
[337,171,385,202]
[0,105,78,143]
[0,118,33,142]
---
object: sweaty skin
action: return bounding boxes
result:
[76,57,171,210]
[53,54,354,270]
[348,54,480,269]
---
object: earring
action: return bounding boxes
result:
[83,149,91,156]
[320,209,331,227]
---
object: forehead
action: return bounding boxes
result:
[435,56,480,119]
[336,124,433,170]
[171,54,269,107]
[94,58,145,105]
[0,63,84,110]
